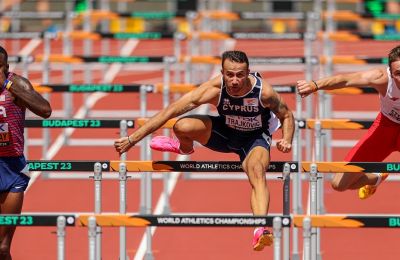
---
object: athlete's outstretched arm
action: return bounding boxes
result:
[261,82,294,153]
[114,76,222,154]
[296,68,388,98]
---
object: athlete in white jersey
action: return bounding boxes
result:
[296,44,400,200]
[381,67,400,122]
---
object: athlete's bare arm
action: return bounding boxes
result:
[114,76,222,154]
[0,68,51,118]
[261,81,294,153]
[10,76,52,118]
[297,68,389,97]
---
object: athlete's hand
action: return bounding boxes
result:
[296,80,315,98]
[276,139,292,153]
[114,136,135,155]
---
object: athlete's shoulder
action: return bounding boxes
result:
[9,73,34,90]
[202,75,223,89]
[361,68,388,83]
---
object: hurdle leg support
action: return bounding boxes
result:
[57,216,66,260]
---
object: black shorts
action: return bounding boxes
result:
[204,116,272,161]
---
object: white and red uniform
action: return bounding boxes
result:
[345,68,400,161]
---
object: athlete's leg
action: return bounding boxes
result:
[332,114,395,191]
[0,191,24,260]
[173,115,213,154]
[332,145,392,191]
[242,146,270,215]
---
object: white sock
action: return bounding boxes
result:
[373,173,383,187]
[178,147,194,155]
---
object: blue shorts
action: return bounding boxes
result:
[205,116,272,161]
[0,156,30,193]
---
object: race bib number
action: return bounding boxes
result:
[225,115,262,131]
[0,123,10,146]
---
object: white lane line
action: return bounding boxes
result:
[26,39,139,191]
[133,159,185,260]
[19,39,42,56]
[9,39,42,71]
[104,40,139,83]
[134,40,237,260]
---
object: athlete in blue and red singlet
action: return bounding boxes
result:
[114,50,295,251]
[0,46,51,259]
[296,44,400,200]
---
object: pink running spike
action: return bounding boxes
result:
[252,227,273,251]
[150,136,194,155]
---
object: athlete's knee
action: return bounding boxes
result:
[0,232,13,259]
[244,161,265,180]
[0,244,11,258]
[173,118,193,135]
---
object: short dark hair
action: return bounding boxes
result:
[0,46,8,63]
[221,50,249,68]
[388,45,400,68]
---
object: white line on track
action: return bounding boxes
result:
[134,40,237,260]
[9,39,42,71]
[19,39,42,56]
[26,39,139,191]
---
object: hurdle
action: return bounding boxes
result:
[23,159,400,259]
[12,32,160,159]
[24,118,131,258]
[27,161,106,260]
[110,160,295,259]
[316,31,400,42]
[27,160,295,260]
[299,118,382,221]
[2,213,289,260]
[299,118,382,258]
[0,214,75,260]
[7,210,400,260]
[137,117,378,168]
[20,29,180,123]
[180,30,400,43]
[7,51,174,143]
[29,82,195,119]
[31,54,179,118]
[300,161,400,259]
[294,213,400,260]
[78,213,290,260]
[79,212,400,260]
[23,52,321,85]
[24,119,134,161]
[175,53,318,83]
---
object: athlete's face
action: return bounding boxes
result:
[390,59,400,88]
[221,59,250,95]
